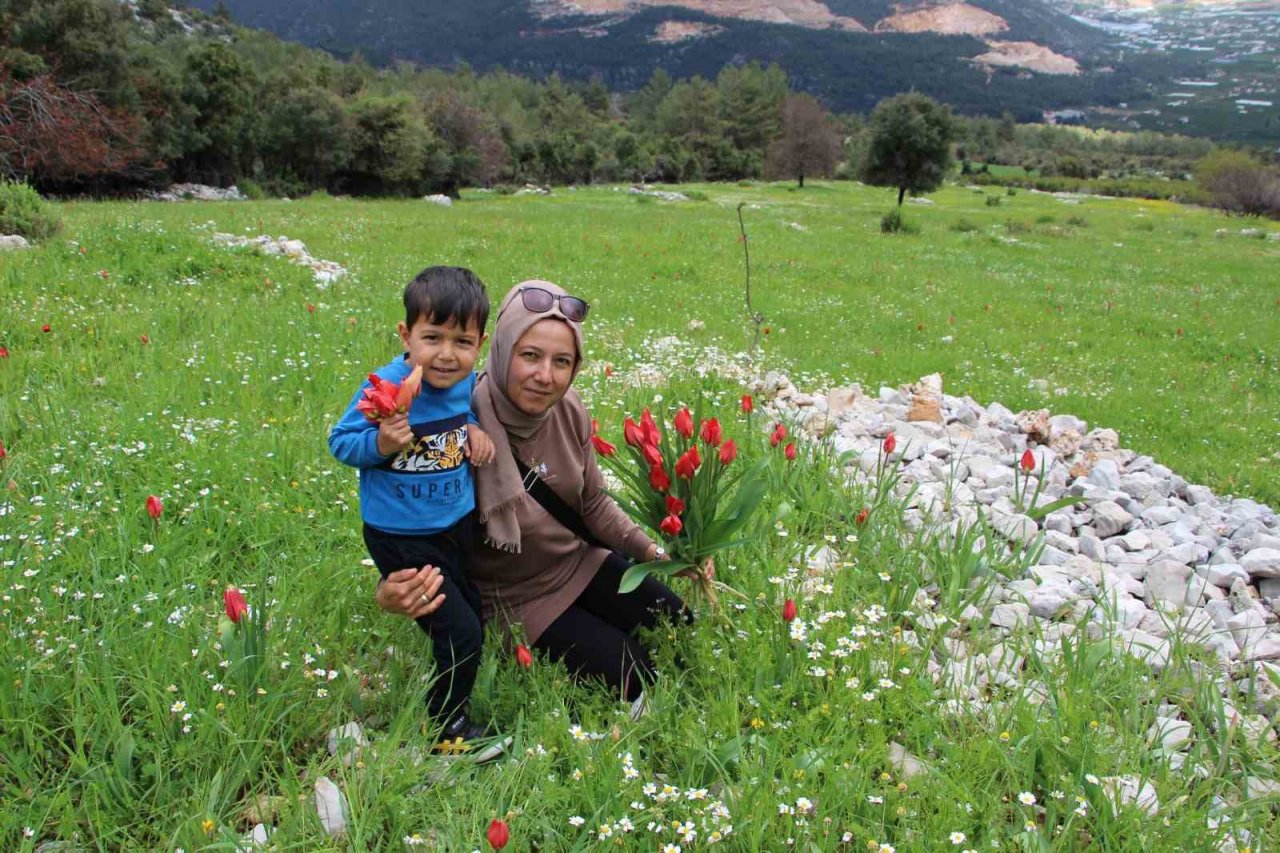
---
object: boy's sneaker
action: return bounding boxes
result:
[432,714,511,764]
[629,691,649,722]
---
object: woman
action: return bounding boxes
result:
[376,280,688,711]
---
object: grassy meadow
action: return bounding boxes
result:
[1,181,1278,850]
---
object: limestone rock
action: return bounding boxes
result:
[1015,408,1051,444]
[314,776,348,836]
[0,234,31,250]
[1092,501,1133,538]
[1241,548,1280,578]
[1099,776,1159,816]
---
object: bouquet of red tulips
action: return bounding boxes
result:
[355,365,423,422]
[595,404,767,607]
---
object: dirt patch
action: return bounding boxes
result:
[973,40,1081,75]
[874,2,1007,36]
[534,0,866,31]
[650,20,727,43]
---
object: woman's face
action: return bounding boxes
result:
[505,319,577,416]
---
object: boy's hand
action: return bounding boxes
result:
[377,412,414,457]
[465,424,495,466]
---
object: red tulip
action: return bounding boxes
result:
[699,418,722,447]
[393,365,424,412]
[648,464,670,493]
[740,394,754,414]
[763,326,771,336]
[0,438,6,460]
[623,417,644,448]
[639,409,662,447]
[355,373,401,421]
[223,587,248,623]
[306,303,316,314]
[673,407,694,439]
[591,434,616,456]
[782,598,797,622]
[642,443,663,468]
[1020,448,1036,472]
[145,494,163,520]
[718,439,738,465]
[604,363,614,377]
[0,346,8,358]
[674,446,701,480]
[139,334,149,344]
[515,644,533,669]
[770,423,787,448]
[882,432,896,455]
[487,819,510,850]
[665,495,685,516]
[41,324,51,333]
[855,507,869,525]
[784,442,797,461]
[659,513,683,535]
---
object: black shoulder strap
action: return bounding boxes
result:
[513,450,602,547]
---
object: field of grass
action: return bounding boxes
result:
[1,182,1278,850]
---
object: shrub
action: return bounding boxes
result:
[881,209,903,233]
[1005,186,1018,197]
[985,195,1002,207]
[1004,219,1030,236]
[683,190,708,202]
[237,179,267,200]
[949,219,979,233]
[1195,149,1280,218]
[1036,214,1056,224]
[0,179,62,241]
[1066,215,1089,228]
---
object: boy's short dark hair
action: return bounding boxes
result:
[403,266,490,332]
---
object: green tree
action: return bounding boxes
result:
[259,85,352,192]
[179,42,257,185]
[343,94,444,196]
[860,92,955,208]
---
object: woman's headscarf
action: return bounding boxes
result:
[473,280,585,553]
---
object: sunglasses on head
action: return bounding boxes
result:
[517,286,590,322]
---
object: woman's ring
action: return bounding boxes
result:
[419,593,431,604]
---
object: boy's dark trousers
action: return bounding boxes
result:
[364,515,482,727]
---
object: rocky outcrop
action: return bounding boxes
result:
[533,0,866,31]
[874,2,1008,36]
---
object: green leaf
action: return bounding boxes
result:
[1027,495,1087,522]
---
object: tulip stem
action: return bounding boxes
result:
[737,203,765,352]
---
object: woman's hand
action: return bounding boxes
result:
[375,565,446,619]
[465,424,496,466]
[644,542,669,563]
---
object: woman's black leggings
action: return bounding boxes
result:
[534,552,691,702]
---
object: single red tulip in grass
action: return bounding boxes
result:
[306,303,316,314]
[740,394,754,414]
[487,819,510,850]
[673,407,694,439]
[782,598,797,622]
[882,432,896,455]
[660,513,683,535]
[855,507,869,525]
[1020,448,1036,472]
[41,324,50,333]
[145,494,163,520]
[0,439,6,461]
[0,346,10,358]
[139,334,149,344]
[224,587,248,624]
[604,363,614,378]
[784,442,797,461]
[665,495,685,516]
[699,418,722,447]
[515,644,533,669]
[719,439,738,466]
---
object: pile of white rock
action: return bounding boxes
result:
[210,233,348,287]
[626,185,690,202]
[148,184,247,202]
[755,369,1280,816]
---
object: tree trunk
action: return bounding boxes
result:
[897,185,906,207]
[798,172,805,189]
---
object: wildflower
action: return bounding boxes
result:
[660,514,683,536]
[515,644,533,669]
[718,439,738,465]
[41,324,51,333]
[223,587,248,623]
[1020,448,1035,471]
[855,507,869,525]
[623,417,644,447]
[0,439,6,461]
[139,334,149,344]
[950,832,967,845]
[782,599,797,623]
[569,816,585,827]
[642,443,664,467]
[0,346,8,358]
[145,494,163,520]
[998,731,1011,742]
[1085,773,1099,785]
[487,818,510,849]
[201,819,215,834]
[740,395,754,414]
[648,464,671,493]
[674,407,694,439]
[639,408,662,446]
[784,442,797,461]
[306,303,316,314]
[591,433,617,457]
[882,432,896,455]
[665,495,685,516]
[700,418,723,446]
[1017,792,1036,806]
[674,446,701,479]
[770,423,787,447]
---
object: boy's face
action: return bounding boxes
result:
[398,314,486,390]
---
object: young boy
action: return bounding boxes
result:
[329,266,499,755]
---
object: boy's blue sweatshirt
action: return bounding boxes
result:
[328,355,476,535]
